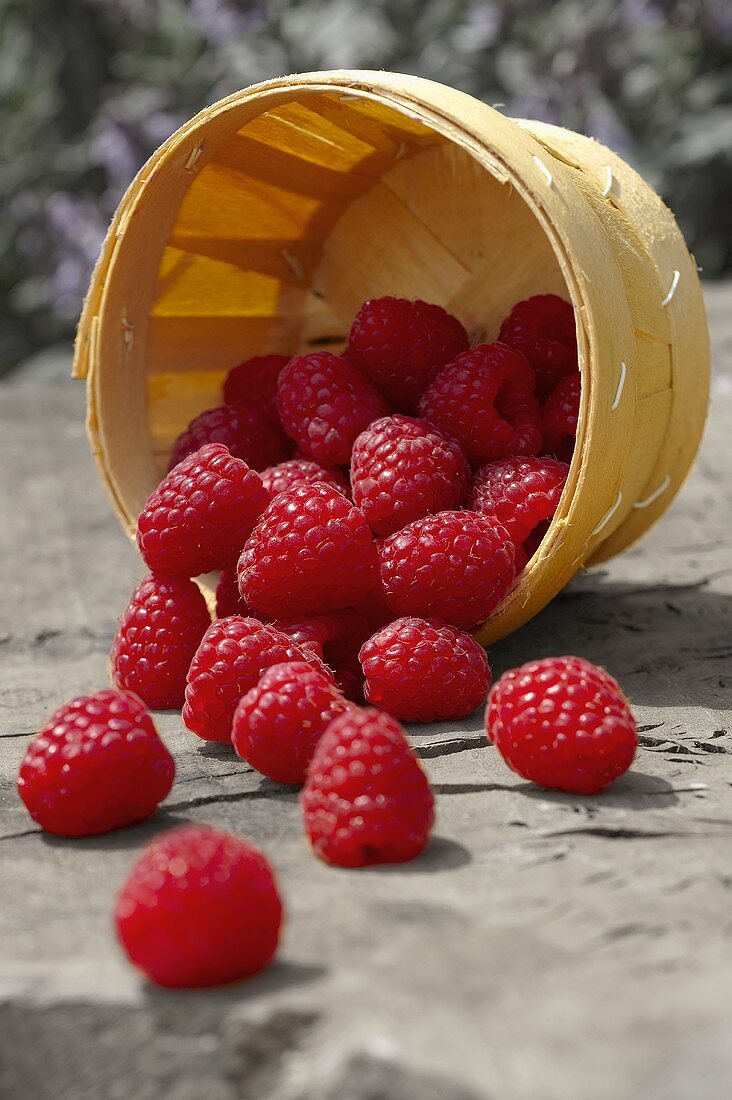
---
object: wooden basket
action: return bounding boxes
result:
[73,70,710,647]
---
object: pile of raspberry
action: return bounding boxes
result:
[15,292,639,993]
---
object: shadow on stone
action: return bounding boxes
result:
[141,959,327,1013]
[363,835,472,875]
[38,810,195,851]
[516,769,680,810]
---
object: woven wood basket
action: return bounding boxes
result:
[73,70,710,647]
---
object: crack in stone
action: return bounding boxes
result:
[415,734,486,759]
[431,781,515,795]
[165,786,298,813]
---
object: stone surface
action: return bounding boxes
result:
[1,289,731,1099]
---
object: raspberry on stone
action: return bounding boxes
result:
[419,343,542,465]
[542,372,581,459]
[260,457,350,500]
[137,443,270,577]
[115,825,282,988]
[350,415,469,536]
[239,483,379,619]
[301,707,435,867]
[223,354,290,422]
[467,456,569,565]
[232,662,351,784]
[168,404,291,472]
[276,352,390,466]
[499,294,577,398]
[378,510,515,629]
[346,296,469,411]
[111,573,211,709]
[360,617,491,723]
[183,616,331,742]
[216,566,257,619]
[486,656,638,794]
[18,690,174,837]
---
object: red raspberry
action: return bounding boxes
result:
[350,415,469,536]
[17,690,174,837]
[215,565,256,618]
[378,511,515,629]
[232,662,351,784]
[301,707,434,867]
[260,457,350,499]
[183,616,330,742]
[271,609,377,695]
[331,657,366,703]
[111,573,211,709]
[419,343,542,465]
[499,295,577,398]
[168,404,291,472]
[542,372,581,459]
[486,656,638,794]
[467,456,569,562]
[239,483,379,619]
[346,296,469,410]
[277,352,390,466]
[115,825,282,988]
[223,354,290,422]
[137,444,270,577]
[360,617,490,723]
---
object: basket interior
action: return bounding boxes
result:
[146,91,571,472]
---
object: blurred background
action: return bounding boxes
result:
[2,0,731,376]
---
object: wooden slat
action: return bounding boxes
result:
[152,248,282,318]
[634,331,672,398]
[147,316,297,374]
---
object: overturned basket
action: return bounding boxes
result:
[73,70,710,647]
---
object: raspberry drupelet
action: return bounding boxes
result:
[346,296,469,411]
[419,343,542,465]
[350,415,469,536]
[18,690,174,837]
[486,656,638,794]
[168,404,291,472]
[115,825,282,988]
[111,573,211,709]
[498,294,577,399]
[137,443,270,578]
[276,352,390,466]
[223,354,290,423]
[301,707,435,867]
[360,617,491,722]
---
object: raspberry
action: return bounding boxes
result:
[168,404,291,472]
[183,616,330,742]
[542,372,581,459]
[137,443,270,577]
[419,343,542,465]
[301,707,434,867]
[215,565,256,618]
[268,618,329,658]
[346,296,469,410]
[223,354,290,422]
[260,457,350,499]
[276,352,390,466]
[467,456,569,563]
[115,825,282,988]
[232,662,351,784]
[111,573,211,709]
[360,617,491,722]
[350,415,469,535]
[239,483,379,619]
[499,295,577,398]
[486,656,638,794]
[17,690,174,837]
[331,657,366,703]
[378,511,515,629]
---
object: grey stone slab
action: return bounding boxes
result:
[1,288,731,1100]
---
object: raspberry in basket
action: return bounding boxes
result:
[486,656,637,794]
[137,443,270,577]
[350,415,469,535]
[223,354,290,422]
[260,457,350,499]
[542,372,581,459]
[378,510,515,629]
[276,352,390,466]
[301,707,435,867]
[419,343,542,465]
[346,296,469,410]
[18,689,174,837]
[239,482,379,619]
[467,456,569,562]
[115,825,282,987]
[232,661,351,784]
[111,573,211,709]
[499,294,577,399]
[168,404,291,471]
[360,616,491,722]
